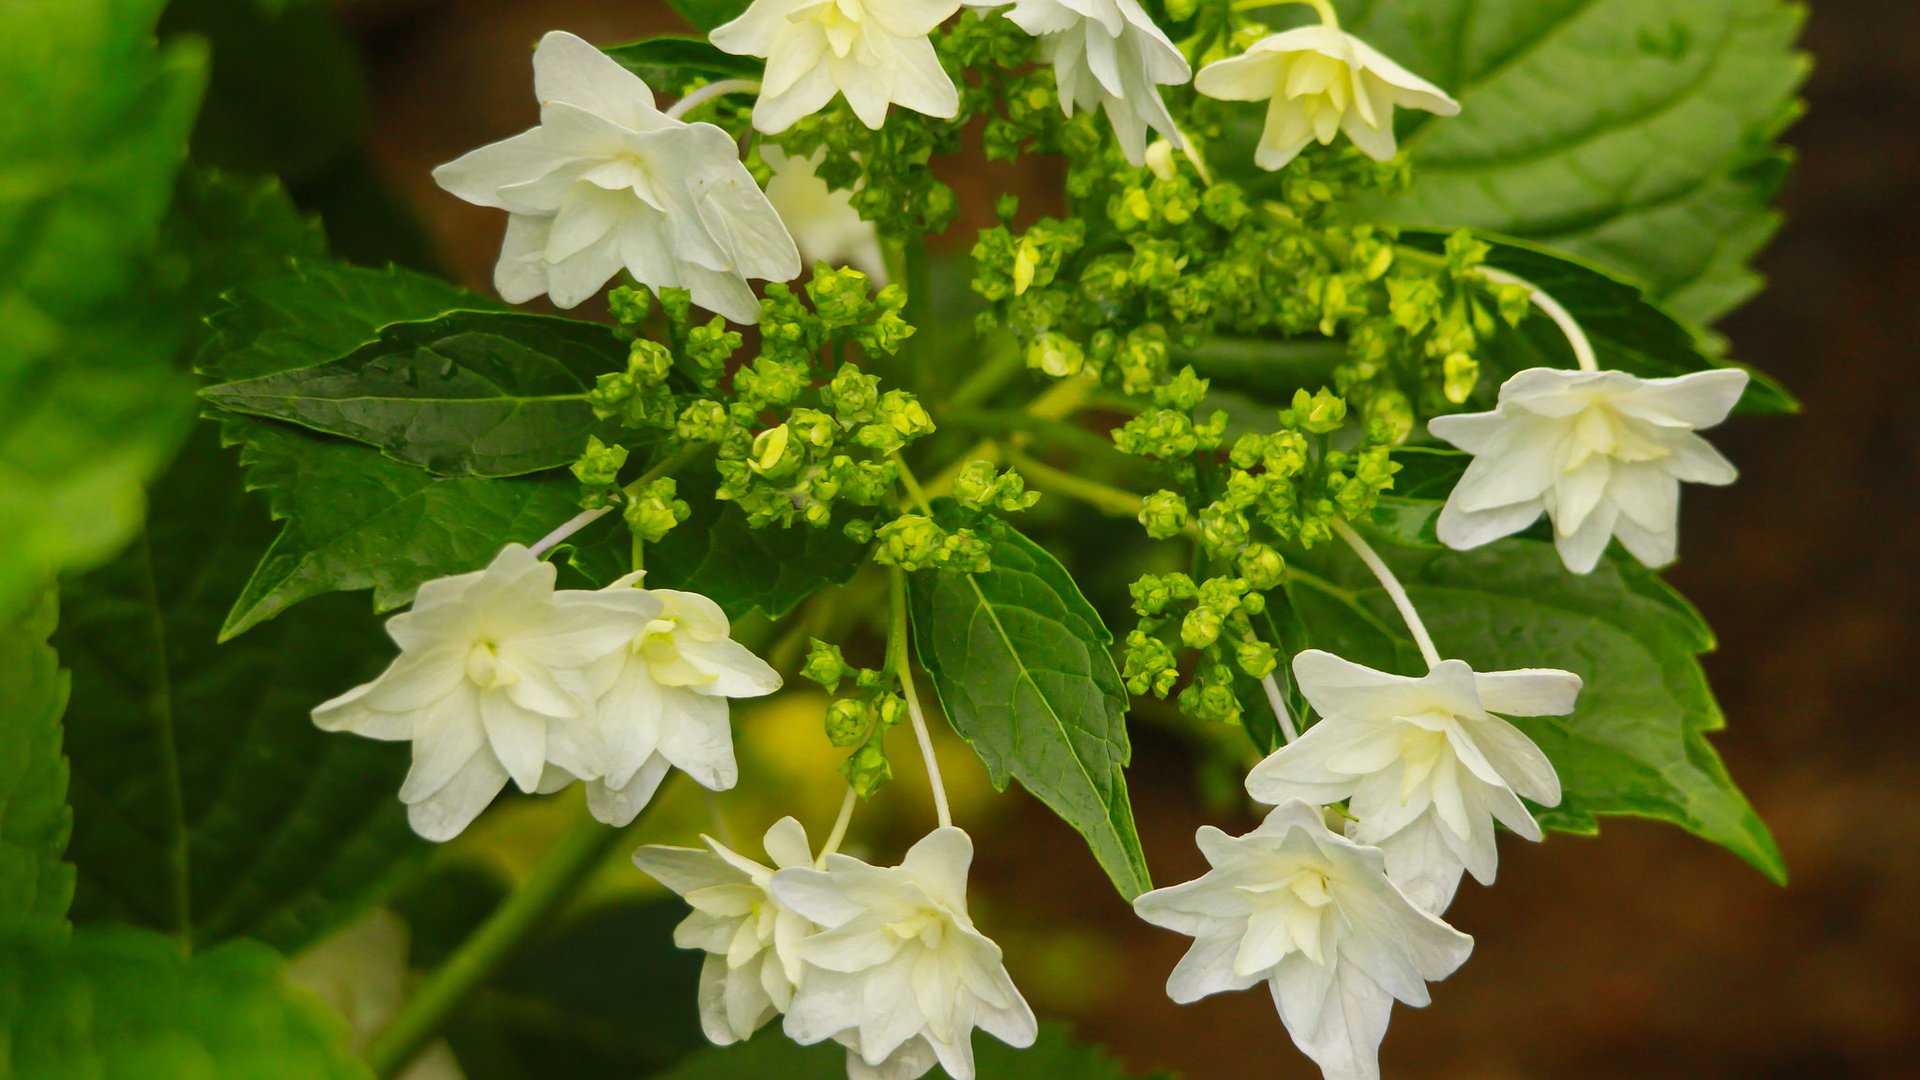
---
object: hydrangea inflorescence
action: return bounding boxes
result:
[270,2,1781,1076]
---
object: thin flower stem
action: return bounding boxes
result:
[1004,448,1147,519]
[817,785,858,866]
[888,566,952,830]
[1259,670,1300,744]
[1477,266,1598,372]
[527,444,705,559]
[891,451,935,515]
[663,79,762,121]
[1329,518,1441,670]
[363,804,650,1078]
[923,377,1093,498]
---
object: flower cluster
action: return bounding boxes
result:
[638,820,1036,1080]
[432,32,798,320]
[313,545,779,840]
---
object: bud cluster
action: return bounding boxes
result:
[1122,571,1278,728]
[800,638,908,796]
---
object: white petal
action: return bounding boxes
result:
[405,750,510,842]
[633,843,746,896]
[584,754,672,826]
[657,690,739,792]
[1611,368,1749,429]
[889,34,960,119]
[532,31,662,128]
[432,128,562,210]
[480,691,549,793]
[762,816,814,869]
[494,214,554,305]
[1549,498,1619,573]
[901,827,974,910]
[1374,814,1466,914]
[1435,496,1543,551]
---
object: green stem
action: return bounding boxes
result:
[924,377,1094,498]
[947,346,1027,410]
[888,566,951,829]
[1004,448,1146,520]
[1233,0,1339,28]
[938,408,1121,461]
[363,810,643,1077]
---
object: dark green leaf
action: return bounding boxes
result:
[56,426,425,953]
[0,924,366,1078]
[219,421,584,640]
[203,311,622,478]
[1287,527,1785,883]
[655,1023,1141,1079]
[606,36,765,94]
[634,470,872,621]
[662,0,753,33]
[0,588,75,930]
[909,509,1152,900]
[0,0,209,619]
[1340,0,1807,323]
[1404,231,1796,414]
[198,260,501,382]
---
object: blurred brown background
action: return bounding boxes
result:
[328,1,1919,1075]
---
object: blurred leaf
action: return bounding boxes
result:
[1404,231,1797,414]
[0,588,75,931]
[1287,527,1786,883]
[662,0,753,33]
[607,36,765,94]
[0,0,208,620]
[161,0,365,182]
[218,421,584,640]
[205,311,623,477]
[910,509,1152,900]
[0,923,366,1078]
[446,902,708,1079]
[1339,0,1807,323]
[56,426,425,954]
[653,1023,1143,1079]
[198,260,500,382]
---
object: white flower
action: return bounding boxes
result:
[712,0,964,133]
[432,31,799,321]
[634,818,820,1045]
[988,0,1191,166]
[1245,651,1575,914]
[312,545,654,841]
[1194,24,1457,172]
[771,827,1036,1080]
[761,145,888,283]
[1133,800,1473,1080]
[545,574,781,827]
[1428,367,1749,573]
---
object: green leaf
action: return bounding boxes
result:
[663,0,753,33]
[1340,0,1808,323]
[0,587,75,930]
[606,36,765,94]
[198,260,502,382]
[624,470,872,621]
[0,924,366,1078]
[219,421,584,640]
[1287,527,1785,883]
[204,311,622,478]
[655,1024,1141,1079]
[1404,230,1796,414]
[909,510,1152,900]
[55,426,424,953]
[0,0,210,620]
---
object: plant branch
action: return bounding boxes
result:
[888,566,951,829]
[363,806,648,1077]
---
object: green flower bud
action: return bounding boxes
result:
[1289,387,1348,434]
[676,399,730,443]
[749,424,796,480]
[823,364,882,424]
[1364,389,1416,445]
[825,698,870,747]
[1234,637,1278,680]
[802,639,851,692]
[1137,490,1189,540]
[873,514,942,571]
[628,339,674,382]
[1442,352,1480,404]
[1123,628,1181,697]
[624,476,690,544]
[789,407,838,449]
[570,436,628,488]
[841,739,892,797]
[1025,331,1085,377]
[1237,543,1286,591]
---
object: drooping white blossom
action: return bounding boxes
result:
[712,0,964,133]
[1428,367,1749,573]
[432,31,799,320]
[1133,800,1473,1080]
[761,145,888,283]
[1194,24,1457,171]
[634,818,821,1045]
[1245,651,1576,913]
[312,545,655,841]
[542,573,781,826]
[983,0,1191,165]
[771,827,1036,1080]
